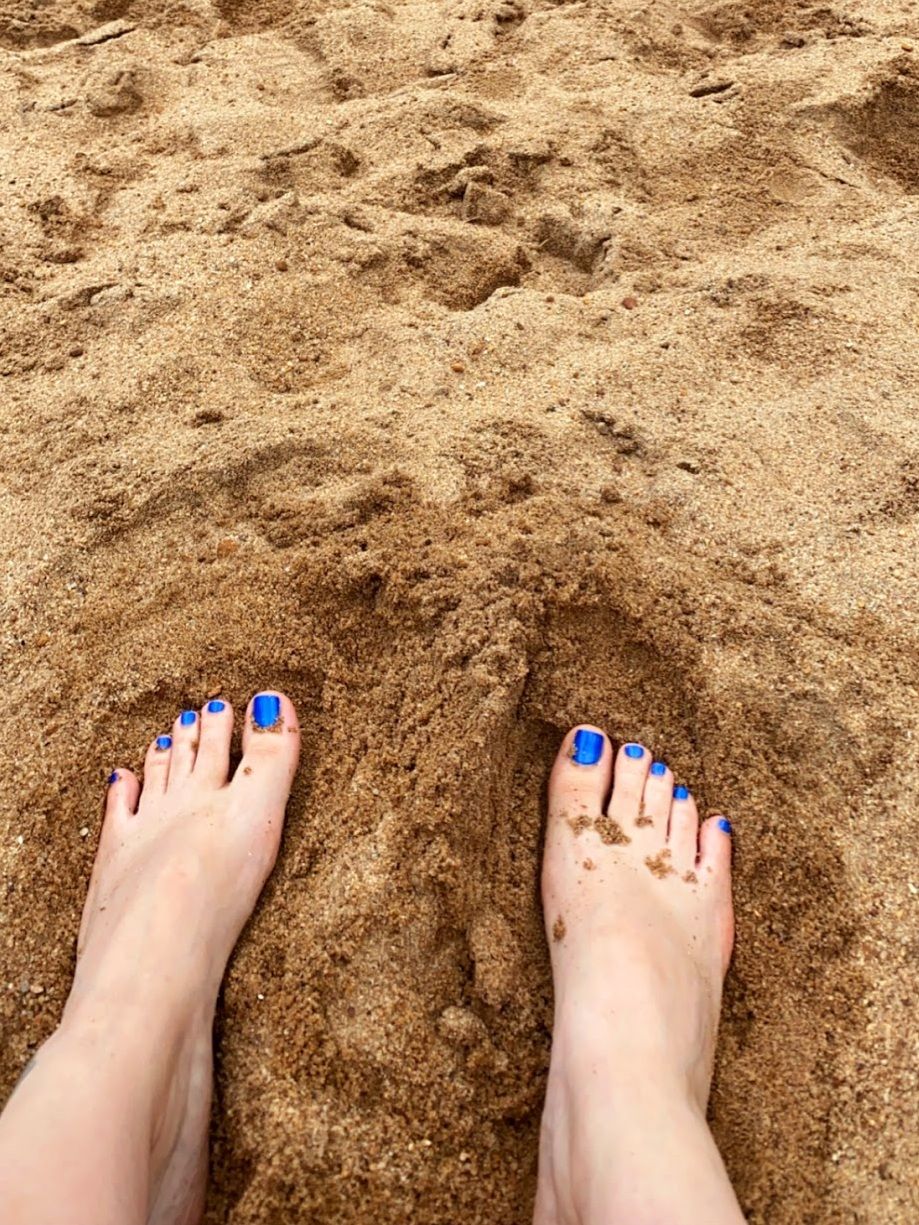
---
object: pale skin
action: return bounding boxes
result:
[0,701,742,1225]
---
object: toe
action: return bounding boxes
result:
[104,766,140,819]
[607,741,651,831]
[81,768,140,954]
[668,783,700,869]
[142,733,174,796]
[699,814,733,875]
[194,697,234,785]
[699,815,735,969]
[167,709,200,787]
[548,725,612,823]
[639,758,673,833]
[234,690,301,797]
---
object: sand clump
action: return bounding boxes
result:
[1,2,918,1223]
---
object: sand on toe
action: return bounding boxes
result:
[1,2,917,1223]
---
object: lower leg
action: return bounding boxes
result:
[0,1004,206,1225]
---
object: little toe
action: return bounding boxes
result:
[698,815,735,968]
[167,709,200,787]
[193,697,234,785]
[142,733,174,797]
[81,770,138,954]
[95,768,140,868]
[235,690,301,797]
[640,758,673,832]
[668,783,700,869]
[548,725,612,823]
[104,766,140,820]
[699,814,733,877]
[607,741,651,830]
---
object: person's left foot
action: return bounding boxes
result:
[9,691,299,1225]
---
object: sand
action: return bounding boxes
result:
[1,1,918,1221]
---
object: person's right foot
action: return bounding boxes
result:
[534,726,744,1225]
[0,690,299,1225]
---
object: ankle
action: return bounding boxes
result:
[542,1079,736,1225]
[552,993,714,1113]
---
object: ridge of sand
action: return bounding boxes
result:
[1,2,917,1222]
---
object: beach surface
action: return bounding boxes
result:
[1,1,917,1221]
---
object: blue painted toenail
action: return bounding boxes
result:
[717,817,733,835]
[207,700,225,714]
[650,761,667,776]
[571,729,604,766]
[252,693,281,729]
[673,784,690,801]
[624,743,644,759]
[108,771,119,785]
[156,735,172,751]
[180,710,197,726]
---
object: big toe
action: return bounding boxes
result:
[234,690,301,802]
[548,725,612,824]
[543,725,612,910]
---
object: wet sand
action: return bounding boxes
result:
[1,1,917,1221]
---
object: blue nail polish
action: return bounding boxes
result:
[252,693,281,729]
[207,700,225,714]
[717,817,733,835]
[155,735,172,751]
[673,784,690,801]
[180,710,197,726]
[571,729,604,766]
[650,761,667,777]
[108,771,119,785]
[624,743,644,759]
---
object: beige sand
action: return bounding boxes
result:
[1,1,918,1221]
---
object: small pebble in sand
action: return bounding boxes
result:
[451,361,466,373]
[29,984,44,995]
[69,345,84,358]
[275,258,289,271]
[621,296,639,309]
[79,827,89,838]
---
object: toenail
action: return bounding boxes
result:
[180,710,197,726]
[207,700,225,714]
[717,817,733,835]
[107,771,119,785]
[624,743,644,759]
[571,728,604,766]
[650,761,667,776]
[155,735,172,751]
[252,692,282,730]
[673,784,690,800]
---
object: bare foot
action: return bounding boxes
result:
[534,726,743,1225]
[0,691,300,1225]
